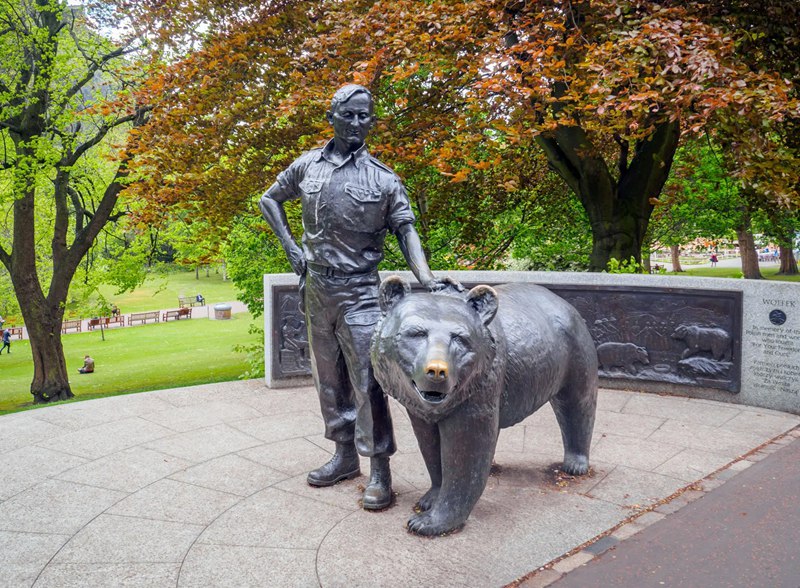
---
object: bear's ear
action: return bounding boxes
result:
[379,276,411,313]
[466,285,498,326]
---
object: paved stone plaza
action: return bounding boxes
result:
[1,380,798,587]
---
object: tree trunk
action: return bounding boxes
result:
[736,227,763,279]
[642,251,651,273]
[8,192,74,403]
[670,244,684,272]
[536,120,681,272]
[587,205,644,271]
[26,313,74,403]
[778,245,798,275]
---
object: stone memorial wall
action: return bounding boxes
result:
[264,271,799,414]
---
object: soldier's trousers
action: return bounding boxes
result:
[304,269,396,458]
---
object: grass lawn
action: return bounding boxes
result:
[90,268,241,315]
[0,313,259,415]
[670,266,800,281]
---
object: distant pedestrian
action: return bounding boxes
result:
[195,294,205,305]
[0,315,4,329]
[78,355,95,374]
[710,253,718,267]
[111,304,120,317]
[0,329,10,354]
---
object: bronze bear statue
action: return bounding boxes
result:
[371,277,598,536]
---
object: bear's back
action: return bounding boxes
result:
[492,283,595,428]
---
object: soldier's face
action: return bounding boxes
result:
[328,93,374,149]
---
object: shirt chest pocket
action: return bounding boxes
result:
[345,183,382,203]
[299,178,323,196]
[342,183,385,232]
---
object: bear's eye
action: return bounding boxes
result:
[451,333,471,350]
[401,327,427,339]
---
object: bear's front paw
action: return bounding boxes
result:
[562,453,589,475]
[407,509,464,536]
[415,487,440,512]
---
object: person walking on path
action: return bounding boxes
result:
[0,329,10,354]
[259,84,447,511]
[710,253,718,267]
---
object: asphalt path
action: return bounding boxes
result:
[553,435,800,588]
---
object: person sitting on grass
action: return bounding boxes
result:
[78,355,95,374]
[0,329,10,355]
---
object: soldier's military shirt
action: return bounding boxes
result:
[266,140,416,274]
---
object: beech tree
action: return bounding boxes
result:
[0,1,147,402]
[130,1,798,272]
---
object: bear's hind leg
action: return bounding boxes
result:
[551,383,596,476]
[409,412,442,512]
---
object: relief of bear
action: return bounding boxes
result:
[371,277,598,536]
[671,324,732,361]
[596,341,650,374]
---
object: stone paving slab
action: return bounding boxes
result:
[0,380,797,587]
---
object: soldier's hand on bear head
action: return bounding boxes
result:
[424,276,465,294]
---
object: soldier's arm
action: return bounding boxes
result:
[259,173,306,276]
[395,223,438,288]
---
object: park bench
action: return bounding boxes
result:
[87,317,108,331]
[178,296,204,308]
[163,308,192,322]
[6,326,23,339]
[87,316,124,330]
[107,315,125,328]
[128,311,160,326]
[61,319,82,334]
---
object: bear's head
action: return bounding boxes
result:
[371,276,498,422]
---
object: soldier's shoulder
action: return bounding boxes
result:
[365,155,400,176]
[295,148,324,164]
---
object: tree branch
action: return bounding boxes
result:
[60,108,146,167]
[619,119,681,218]
[62,43,131,103]
[614,133,629,176]
[534,134,581,194]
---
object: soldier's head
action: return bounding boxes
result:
[327,84,374,151]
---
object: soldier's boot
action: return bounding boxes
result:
[307,443,360,487]
[362,457,393,510]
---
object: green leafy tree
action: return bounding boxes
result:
[0,1,147,402]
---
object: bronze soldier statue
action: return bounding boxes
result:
[259,84,443,509]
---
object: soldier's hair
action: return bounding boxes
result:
[330,84,373,112]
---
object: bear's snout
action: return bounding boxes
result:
[425,359,449,383]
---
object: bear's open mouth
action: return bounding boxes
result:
[412,381,447,404]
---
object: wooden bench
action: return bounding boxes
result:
[6,326,23,339]
[128,311,160,326]
[87,317,108,331]
[107,315,125,328]
[61,319,82,334]
[163,308,192,322]
[178,296,203,308]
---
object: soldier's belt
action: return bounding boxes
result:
[306,262,376,279]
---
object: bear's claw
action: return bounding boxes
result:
[415,487,440,512]
[562,453,589,476]
[407,511,464,536]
